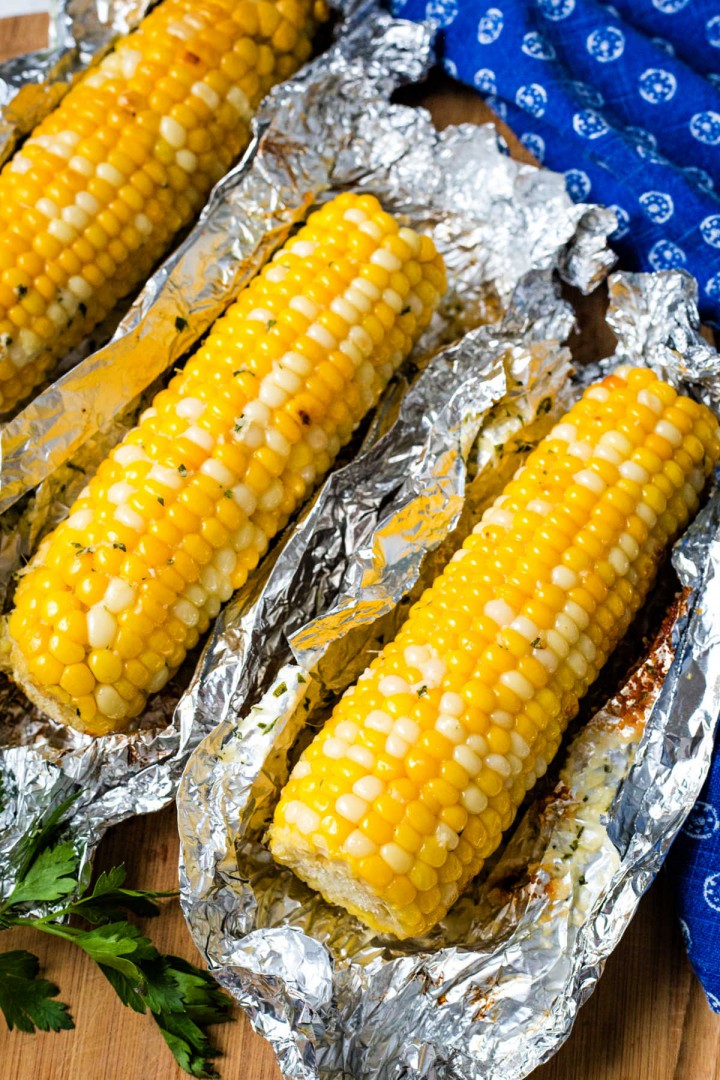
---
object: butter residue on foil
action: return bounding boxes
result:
[0,10,614,901]
[177,270,720,1080]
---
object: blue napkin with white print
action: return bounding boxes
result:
[670,754,720,1012]
[392,0,720,1011]
[393,0,720,326]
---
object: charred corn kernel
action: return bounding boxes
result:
[0,0,328,414]
[270,367,720,938]
[8,194,445,734]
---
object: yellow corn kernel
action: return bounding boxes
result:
[59,663,95,698]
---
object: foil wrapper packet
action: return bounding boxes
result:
[0,6,613,902]
[177,249,720,1077]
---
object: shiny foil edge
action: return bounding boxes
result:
[178,270,720,1080]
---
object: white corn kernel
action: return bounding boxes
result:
[345,830,376,857]
[385,734,409,758]
[435,715,466,743]
[380,843,413,873]
[181,425,213,452]
[160,116,186,148]
[366,710,393,733]
[353,776,384,802]
[96,163,124,187]
[87,606,117,648]
[324,737,349,760]
[655,419,682,447]
[103,578,135,614]
[394,717,420,743]
[485,599,515,627]
[461,784,488,814]
[347,745,375,770]
[499,670,534,701]
[176,397,206,421]
[191,81,220,110]
[379,676,411,697]
[172,599,199,628]
[486,753,512,778]
[114,506,144,532]
[371,248,402,272]
[453,744,483,776]
[440,691,465,716]
[435,823,459,851]
[231,484,256,515]
[200,459,234,487]
[67,509,93,531]
[335,794,367,823]
[95,685,128,719]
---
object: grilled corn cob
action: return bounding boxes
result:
[0,0,326,414]
[7,193,446,734]
[270,367,720,938]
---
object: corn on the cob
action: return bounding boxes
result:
[7,193,446,734]
[0,0,326,414]
[270,367,720,938]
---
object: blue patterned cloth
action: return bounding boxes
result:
[392,0,720,1011]
[670,753,720,1012]
[392,0,720,325]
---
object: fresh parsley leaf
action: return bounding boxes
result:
[0,952,73,1033]
[157,1012,220,1079]
[166,958,231,1026]
[6,792,80,896]
[150,958,231,1079]
[100,952,231,1076]
[72,920,155,981]
[4,840,78,908]
[68,864,167,924]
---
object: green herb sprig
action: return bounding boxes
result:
[0,800,232,1078]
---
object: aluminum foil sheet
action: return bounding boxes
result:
[0,9,614,899]
[178,268,720,1080]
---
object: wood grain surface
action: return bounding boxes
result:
[0,12,719,1080]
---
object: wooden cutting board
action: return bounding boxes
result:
[0,13,719,1080]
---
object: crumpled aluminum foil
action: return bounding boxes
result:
[178,267,720,1080]
[0,9,614,899]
